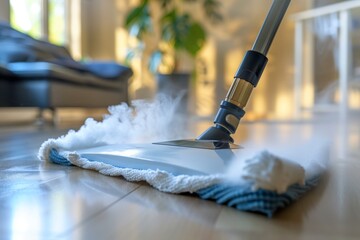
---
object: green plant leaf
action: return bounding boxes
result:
[125,2,146,27]
[181,22,206,56]
[160,8,177,28]
[125,0,152,39]
[158,0,172,8]
[160,10,206,56]
[203,0,223,23]
[161,10,192,49]
[124,0,219,74]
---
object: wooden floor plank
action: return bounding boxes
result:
[63,188,238,240]
[0,114,359,239]
[0,168,140,238]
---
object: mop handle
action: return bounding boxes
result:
[197,0,291,144]
[231,0,291,90]
[252,0,291,55]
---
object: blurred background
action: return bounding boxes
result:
[0,0,359,125]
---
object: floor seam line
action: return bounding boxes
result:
[56,184,142,238]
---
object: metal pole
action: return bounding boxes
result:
[338,10,350,159]
[197,0,292,145]
[293,20,303,118]
[339,10,350,119]
[252,0,291,55]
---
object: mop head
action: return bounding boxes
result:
[38,97,329,217]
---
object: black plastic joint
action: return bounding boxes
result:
[214,101,245,134]
[234,50,268,87]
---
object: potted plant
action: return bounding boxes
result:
[124,0,222,109]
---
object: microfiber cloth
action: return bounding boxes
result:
[46,148,322,218]
[38,97,329,217]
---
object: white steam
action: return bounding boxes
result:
[52,94,189,151]
[41,95,331,193]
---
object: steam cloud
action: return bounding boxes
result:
[51,94,331,182]
[53,94,189,151]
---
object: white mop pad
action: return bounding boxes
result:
[38,97,329,216]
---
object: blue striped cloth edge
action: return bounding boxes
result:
[49,148,320,217]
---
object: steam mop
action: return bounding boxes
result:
[75,0,292,176]
[42,0,328,217]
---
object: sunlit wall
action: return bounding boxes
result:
[1,0,315,122]
[103,0,312,119]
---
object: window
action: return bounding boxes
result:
[10,0,42,39]
[48,0,67,45]
[10,0,68,46]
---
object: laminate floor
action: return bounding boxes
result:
[1,114,359,240]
